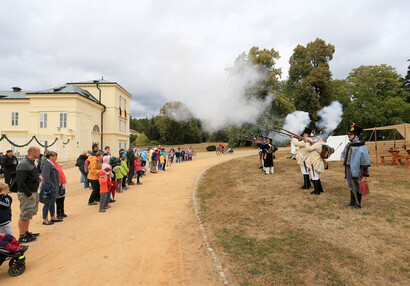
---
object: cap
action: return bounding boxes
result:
[348,123,363,136]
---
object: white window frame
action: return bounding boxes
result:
[11,112,19,126]
[40,113,48,128]
[60,113,67,128]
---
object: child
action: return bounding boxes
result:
[134,156,143,185]
[120,156,129,190]
[158,152,164,171]
[113,160,127,193]
[0,182,12,235]
[0,234,28,253]
[99,167,112,213]
[167,153,171,167]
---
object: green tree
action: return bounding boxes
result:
[404,59,410,90]
[134,132,150,146]
[230,46,282,100]
[341,65,410,128]
[288,38,335,122]
[145,117,160,141]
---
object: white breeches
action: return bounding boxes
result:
[310,168,320,180]
[265,167,274,174]
[300,165,310,175]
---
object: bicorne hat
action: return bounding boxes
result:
[348,123,363,136]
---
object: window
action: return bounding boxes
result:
[40,113,47,128]
[60,113,67,128]
[11,112,19,126]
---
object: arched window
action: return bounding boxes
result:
[93,125,100,133]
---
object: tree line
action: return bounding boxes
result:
[130,38,410,145]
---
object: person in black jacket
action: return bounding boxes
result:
[76,151,89,189]
[16,146,42,243]
[2,150,18,186]
[127,145,136,185]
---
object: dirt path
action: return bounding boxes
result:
[1,149,255,285]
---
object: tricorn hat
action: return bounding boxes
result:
[348,123,363,136]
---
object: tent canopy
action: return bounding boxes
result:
[364,123,409,144]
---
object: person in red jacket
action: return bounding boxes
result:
[134,156,143,185]
[99,167,112,213]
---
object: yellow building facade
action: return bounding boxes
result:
[0,80,131,161]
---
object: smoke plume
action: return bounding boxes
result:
[316,101,343,133]
[270,110,311,144]
[156,46,273,132]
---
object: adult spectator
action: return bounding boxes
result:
[127,145,136,185]
[175,148,181,163]
[53,158,67,219]
[103,146,111,156]
[91,143,99,156]
[40,151,61,225]
[16,146,42,243]
[76,151,89,189]
[2,150,18,186]
[87,151,103,205]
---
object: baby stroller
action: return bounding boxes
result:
[0,234,29,276]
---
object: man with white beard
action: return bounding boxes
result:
[341,123,370,209]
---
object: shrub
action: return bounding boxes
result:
[149,140,160,145]
[206,145,216,151]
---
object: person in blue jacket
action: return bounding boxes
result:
[341,123,371,209]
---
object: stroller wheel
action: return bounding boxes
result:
[9,263,26,276]
[9,257,18,267]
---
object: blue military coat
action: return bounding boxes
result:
[341,138,371,178]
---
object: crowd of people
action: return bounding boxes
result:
[0,143,197,249]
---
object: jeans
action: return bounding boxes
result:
[80,168,89,189]
[42,201,55,219]
[116,178,122,192]
[149,161,153,172]
[176,156,180,163]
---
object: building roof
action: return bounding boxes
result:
[0,88,30,100]
[68,79,132,97]
[68,79,117,85]
[26,84,102,105]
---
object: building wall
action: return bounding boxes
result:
[0,81,132,161]
[0,95,103,161]
[76,83,131,156]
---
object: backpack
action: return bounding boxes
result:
[84,159,90,174]
[75,157,82,167]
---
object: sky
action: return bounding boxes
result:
[1,0,409,120]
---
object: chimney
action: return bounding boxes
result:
[12,87,22,92]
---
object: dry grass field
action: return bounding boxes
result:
[197,147,410,285]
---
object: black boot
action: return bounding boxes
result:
[306,176,311,189]
[351,192,362,209]
[345,191,355,207]
[310,180,319,195]
[300,175,307,189]
[317,179,323,194]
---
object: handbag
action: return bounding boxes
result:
[59,184,66,196]
[39,187,53,204]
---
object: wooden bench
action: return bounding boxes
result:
[380,155,392,165]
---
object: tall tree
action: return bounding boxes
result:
[230,46,282,100]
[288,38,335,122]
[340,65,410,128]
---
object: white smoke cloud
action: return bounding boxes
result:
[270,110,311,144]
[316,101,343,133]
[156,46,273,131]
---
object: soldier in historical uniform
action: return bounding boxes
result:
[305,133,328,195]
[291,128,314,189]
[263,139,278,175]
[341,123,370,209]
